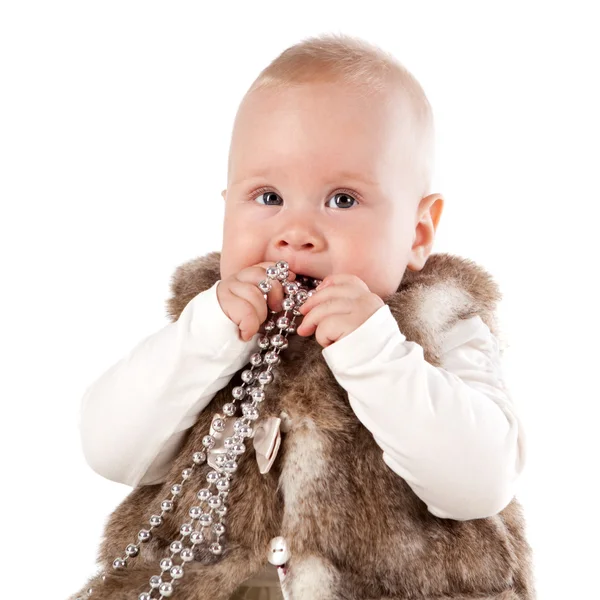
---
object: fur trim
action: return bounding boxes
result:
[70,251,535,600]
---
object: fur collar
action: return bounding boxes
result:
[164,250,504,366]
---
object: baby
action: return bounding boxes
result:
[78,34,527,599]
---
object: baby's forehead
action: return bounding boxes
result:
[228,81,428,199]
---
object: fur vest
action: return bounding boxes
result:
[72,251,536,600]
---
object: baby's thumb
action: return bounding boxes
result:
[238,313,259,342]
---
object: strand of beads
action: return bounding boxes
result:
[79,261,316,600]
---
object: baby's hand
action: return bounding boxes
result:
[296,274,384,348]
[217,263,297,342]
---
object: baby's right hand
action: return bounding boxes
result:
[216,263,297,342]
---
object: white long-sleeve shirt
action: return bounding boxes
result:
[79,281,526,521]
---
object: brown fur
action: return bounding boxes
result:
[70,251,536,599]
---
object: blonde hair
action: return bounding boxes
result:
[238,33,435,199]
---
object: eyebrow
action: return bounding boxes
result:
[232,169,377,187]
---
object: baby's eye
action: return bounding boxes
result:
[255,191,283,206]
[253,191,358,209]
[326,192,358,209]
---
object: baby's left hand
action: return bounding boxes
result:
[296,274,384,348]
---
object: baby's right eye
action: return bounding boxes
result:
[254,191,282,206]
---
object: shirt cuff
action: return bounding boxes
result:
[321,304,407,372]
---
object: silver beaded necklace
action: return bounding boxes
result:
[79,261,319,600]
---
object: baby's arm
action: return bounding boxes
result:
[78,282,257,487]
[322,306,526,521]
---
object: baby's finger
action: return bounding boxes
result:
[228,279,269,327]
[299,283,359,315]
[297,298,353,337]
[225,292,262,341]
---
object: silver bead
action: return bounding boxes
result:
[231,442,245,455]
[192,451,206,465]
[150,515,163,527]
[138,529,151,543]
[125,544,139,557]
[197,488,211,501]
[180,548,194,562]
[258,370,274,385]
[264,320,275,332]
[264,351,280,365]
[180,523,193,536]
[270,334,287,350]
[149,575,162,588]
[282,297,295,311]
[206,470,219,483]
[212,418,226,433]
[215,505,228,517]
[287,325,296,334]
[258,279,272,293]
[250,352,263,366]
[223,459,238,473]
[232,386,245,400]
[170,541,183,553]
[251,387,266,402]
[112,558,126,570]
[209,542,223,555]
[159,557,173,571]
[208,495,222,509]
[258,335,270,349]
[276,260,288,270]
[216,477,230,491]
[213,523,226,536]
[202,435,216,449]
[170,564,184,579]
[190,530,204,545]
[224,436,235,449]
[215,454,226,467]
[276,316,290,330]
[199,512,213,527]
[159,581,174,597]
[189,506,202,519]
[266,266,279,279]
[238,423,253,437]
[241,403,259,420]
[241,369,255,383]
[139,594,151,600]
[171,484,182,495]
[161,499,173,511]
[223,402,237,416]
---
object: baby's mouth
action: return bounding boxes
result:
[294,274,322,289]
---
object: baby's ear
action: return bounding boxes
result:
[221,189,227,200]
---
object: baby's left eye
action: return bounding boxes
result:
[327,192,358,209]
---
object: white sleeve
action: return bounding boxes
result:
[78,281,258,488]
[321,305,526,521]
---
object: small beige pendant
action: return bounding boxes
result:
[253,416,282,474]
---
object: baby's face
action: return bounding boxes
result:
[220,81,426,300]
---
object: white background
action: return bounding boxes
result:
[1,2,598,598]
